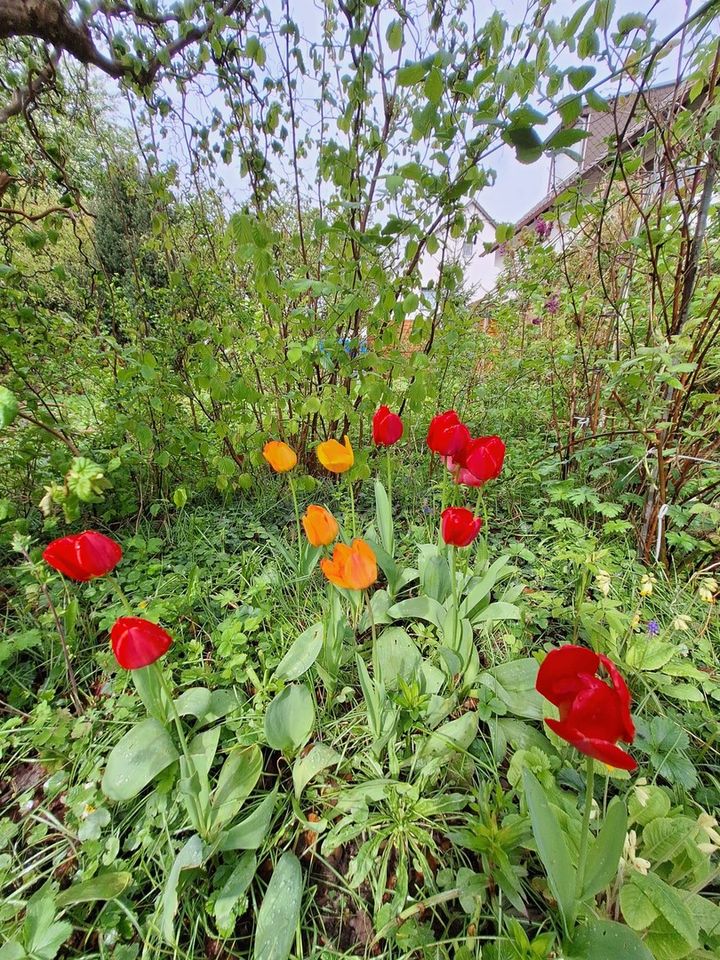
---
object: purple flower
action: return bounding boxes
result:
[534,219,553,240]
[531,316,542,326]
[647,620,660,636]
[544,294,560,315]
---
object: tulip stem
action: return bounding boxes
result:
[288,477,302,607]
[449,546,459,652]
[386,449,393,513]
[109,576,135,616]
[575,756,595,904]
[347,474,357,539]
[19,546,82,714]
[364,590,377,647]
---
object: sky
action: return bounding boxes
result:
[112,0,713,226]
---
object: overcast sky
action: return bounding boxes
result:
[114,0,712,225]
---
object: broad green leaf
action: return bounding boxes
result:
[460,555,510,619]
[641,816,697,864]
[175,686,212,719]
[566,920,654,959]
[620,880,660,930]
[102,718,178,802]
[388,596,446,630]
[545,128,590,150]
[522,769,576,926]
[27,922,73,960]
[160,834,205,944]
[253,852,303,960]
[473,601,521,624]
[55,872,132,907]
[397,62,427,86]
[567,65,596,91]
[215,851,257,936]
[219,789,277,851]
[293,744,342,799]
[264,684,315,754]
[480,659,544,720]
[582,799,627,899]
[0,943,25,960]
[419,549,451,603]
[628,785,671,826]
[621,872,698,946]
[273,623,323,681]
[374,479,394,556]
[373,627,420,690]
[420,712,478,760]
[0,387,19,429]
[211,745,263,830]
[386,20,403,51]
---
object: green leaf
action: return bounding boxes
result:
[219,789,277,851]
[0,387,19,429]
[424,67,444,104]
[567,920,654,959]
[214,851,257,937]
[641,816,697,865]
[545,128,590,150]
[460,555,510,619]
[172,486,188,509]
[582,799,627,899]
[55,872,131,907]
[522,769,576,926]
[102,718,179,802]
[373,627,421,690]
[160,834,205,944]
[388,596,446,630]
[621,872,698,946]
[480,659,544,720]
[420,712,478,760]
[27,922,73,960]
[273,623,323,681]
[211,745,263,830]
[264,684,315,754]
[397,62,427,86]
[293,743,342,799]
[567,65,596,91]
[253,852,304,960]
[374,479,394,556]
[386,20,403,52]
[473,601,521,624]
[0,943,25,960]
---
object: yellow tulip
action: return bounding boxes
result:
[316,435,354,473]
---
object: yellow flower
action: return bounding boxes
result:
[316,435,354,473]
[640,573,656,597]
[630,613,641,631]
[263,440,297,473]
[697,813,720,855]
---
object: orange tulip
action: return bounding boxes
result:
[317,435,354,473]
[263,440,297,473]
[321,538,377,591]
[302,505,339,547]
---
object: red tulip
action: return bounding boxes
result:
[427,410,470,458]
[458,435,505,483]
[441,507,483,547]
[536,644,637,771]
[373,406,403,446]
[43,531,122,581]
[444,456,484,488]
[111,617,172,670]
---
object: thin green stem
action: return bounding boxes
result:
[30,555,82,714]
[109,576,135,616]
[347,473,357,539]
[288,475,302,607]
[365,589,377,647]
[575,756,595,903]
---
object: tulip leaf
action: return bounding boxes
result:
[480,659,544,720]
[102,718,179,802]
[374,478,394,556]
[472,601,521,624]
[460,555,511,619]
[211,744,263,831]
[160,834,206,944]
[293,744,342,799]
[273,623,323,681]
[419,712,478,761]
[582,798,627,900]
[419,546,451,603]
[264,684,315,754]
[387,596,446,630]
[373,627,421,690]
[219,788,277,851]
[214,851,257,937]
[175,686,212,719]
[253,852,303,960]
[566,920,654,959]
[523,768,576,927]
[55,872,132,908]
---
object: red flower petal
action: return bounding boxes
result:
[110,617,172,670]
[545,718,637,771]
[535,645,600,709]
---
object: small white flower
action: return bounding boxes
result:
[618,830,651,876]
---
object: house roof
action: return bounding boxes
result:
[512,80,688,232]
